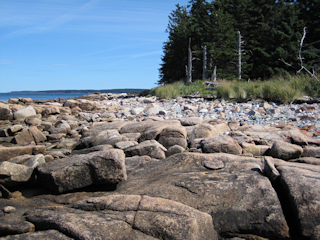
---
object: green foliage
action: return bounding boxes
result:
[152,75,319,103]
[159,0,319,84]
[150,80,211,99]
[216,74,319,104]
[150,82,184,99]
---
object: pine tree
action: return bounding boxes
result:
[159,5,190,84]
[159,0,318,84]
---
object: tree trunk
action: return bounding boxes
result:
[237,31,242,80]
[211,65,217,82]
[186,38,192,84]
[202,45,207,79]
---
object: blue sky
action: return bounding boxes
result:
[0,0,189,92]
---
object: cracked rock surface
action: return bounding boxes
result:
[1,94,320,239]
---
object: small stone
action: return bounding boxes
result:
[203,159,225,170]
[3,206,17,213]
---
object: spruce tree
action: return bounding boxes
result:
[159,4,190,84]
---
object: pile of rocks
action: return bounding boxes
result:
[0,93,319,239]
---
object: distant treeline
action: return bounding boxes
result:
[159,0,319,84]
[9,89,147,94]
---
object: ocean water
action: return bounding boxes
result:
[0,93,87,102]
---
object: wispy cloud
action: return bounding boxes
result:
[2,0,100,38]
[131,51,162,59]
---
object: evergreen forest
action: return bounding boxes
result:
[159,0,320,85]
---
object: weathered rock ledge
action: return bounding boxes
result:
[0,94,319,240]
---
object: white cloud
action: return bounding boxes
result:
[1,0,100,38]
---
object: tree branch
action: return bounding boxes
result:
[297,27,319,81]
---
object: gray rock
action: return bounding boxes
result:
[130,107,144,115]
[70,145,113,155]
[188,124,218,143]
[28,126,46,143]
[115,140,138,150]
[125,140,167,159]
[125,155,155,174]
[157,125,187,149]
[9,154,46,169]
[14,129,34,145]
[51,120,71,134]
[36,149,126,193]
[180,117,203,126]
[268,140,303,160]
[201,135,243,155]
[0,162,34,186]
[0,230,72,240]
[166,145,185,157]
[276,162,320,239]
[0,220,35,237]
[302,146,320,158]
[263,157,280,181]
[116,152,290,239]
[241,142,270,156]
[77,129,126,149]
[289,157,320,165]
[56,138,78,151]
[25,114,42,126]
[13,106,37,121]
[3,206,17,213]
[7,125,23,135]
[0,103,13,120]
[26,195,217,240]
[0,145,46,162]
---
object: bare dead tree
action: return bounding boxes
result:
[202,45,207,79]
[186,38,192,84]
[211,65,217,82]
[237,31,243,80]
[297,27,319,81]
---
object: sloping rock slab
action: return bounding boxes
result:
[115,152,289,239]
[276,162,320,239]
[0,145,46,162]
[36,149,126,193]
[25,195,217,240]
[0,230,72,240]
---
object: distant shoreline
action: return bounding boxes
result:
[4,89,147,94]
[0,89,148,102]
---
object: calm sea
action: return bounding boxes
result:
[0,93,87,102]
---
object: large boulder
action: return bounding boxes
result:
[13,106,37,121]
[0,161,34,186]
[0,103,12,120]
[36,149,127,193]
[200,135,243,155]
[125,140,167,159]
[14,127,46,145]
[241,142,270,156]
[157,125,188,149]
[188,124,218,143]
[14,129,34,145]
[79,129,127,149]
[268,140,303,160]
[276,162,320,239]
[25,195,217,240]
[302,146,320,158]
[115,152,290,239]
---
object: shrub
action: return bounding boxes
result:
[150,74,319,102]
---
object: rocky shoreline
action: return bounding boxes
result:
[0,93,319,239]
